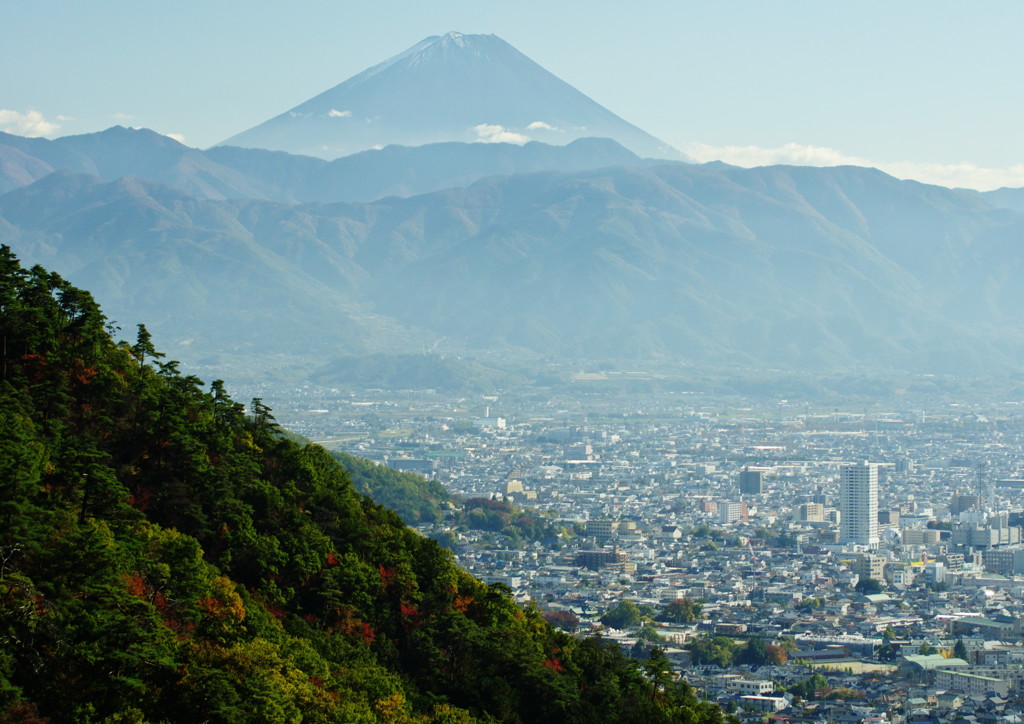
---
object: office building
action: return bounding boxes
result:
[797,503,825,522]
[739,468,763,495]
[718,501,748,524]
[852,553,886,581]
[840,462,878,548]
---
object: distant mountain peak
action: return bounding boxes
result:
[218,33,682,161]
[440,30,467,43]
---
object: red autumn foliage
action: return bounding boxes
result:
[338,613,377,644]
[766,644,788,665]
[124,573,147,598]
[264,604,287,620]
[541,610,580,632]
[360,622,375,643]
[2,700,48,724]
[197,597,221,615]
[19,354,48,383]
[542,658,564,672]
[326,551,339,566]
[168,621,197,639]
[379,565,396,589]
[128,486,155,512]
[72,362,98,385]
[152,592,170,614]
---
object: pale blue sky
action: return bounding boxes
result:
[2,0,1022,189]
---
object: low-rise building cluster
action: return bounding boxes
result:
[252,382,1024,722]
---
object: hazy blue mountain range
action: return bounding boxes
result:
[0,127,646,203]
[0,127,268,199]
[3,155,1024,375]
[219,31,681,160]
[964,186,1024,214]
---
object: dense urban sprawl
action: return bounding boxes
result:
[249,382,1024,724]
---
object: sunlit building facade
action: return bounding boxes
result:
[840,462,878,548]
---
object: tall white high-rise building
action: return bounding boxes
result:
[840,462,878,547]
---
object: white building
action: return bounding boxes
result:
[729,679,775,696]
[840,462,878,548]
[739,696,788,713]
[718,501,747,525]
[934,669,1009,697]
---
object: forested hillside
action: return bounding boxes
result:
[332,450,452,525]
[0,246,728,722]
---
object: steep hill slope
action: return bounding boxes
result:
[0,247,725,722]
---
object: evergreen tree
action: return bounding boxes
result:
[953,638,968,660]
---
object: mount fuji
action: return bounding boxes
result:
[219,32,682,160]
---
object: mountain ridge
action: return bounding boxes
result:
[4,160,1023,375]
[0,127,652,203]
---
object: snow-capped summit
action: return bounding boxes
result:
[218,32,681,160]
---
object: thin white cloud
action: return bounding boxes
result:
[161,131,187,145]
[0,109,61,137]
[527,120,558,131]
[473,123,529,145]
[685,141,872,168]
[684,141,1024,191]
[877,160,1024,192]
[328,109,352,118]
[111,112,135,123]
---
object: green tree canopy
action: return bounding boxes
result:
[953,638,968,660]
[601,599,644,630]
[688,636,739,668]
[656,598,702,623]
[854,577,883,594]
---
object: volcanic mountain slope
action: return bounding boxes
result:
[219,31,680,160]
[3,161,1024,374]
